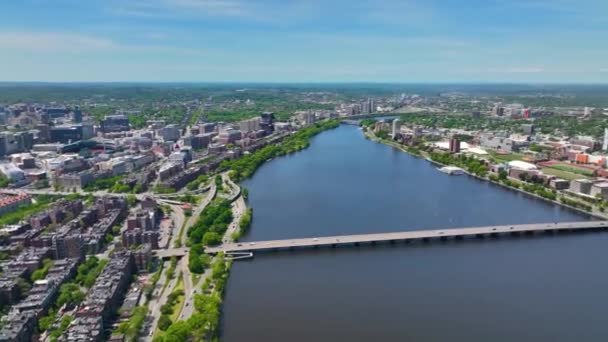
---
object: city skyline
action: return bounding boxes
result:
[1,0,607,83]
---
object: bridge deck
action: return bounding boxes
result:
[205,221,608,254]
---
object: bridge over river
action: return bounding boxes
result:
[154,220,608,258]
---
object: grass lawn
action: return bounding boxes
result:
[153,274,186,339]
[0,195,54,226]
[547,164,595,176]
[541,167,590,181]
[169,275,185,322]
[488,151,526,163]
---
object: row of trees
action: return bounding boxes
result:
[186,174,208,191]
[429,152,489,177]
[232,208,253,241]
[188,200,233,274]
[38,256,108,337]
[223,120,340,181]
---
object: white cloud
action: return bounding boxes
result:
[164,0,244,16]
[0,32,116,51]
[0,31,210,57]
[464,66,545,73]
[111,0,257,19]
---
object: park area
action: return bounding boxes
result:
[539,161,597,179]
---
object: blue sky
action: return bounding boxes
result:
[0,0,607,82]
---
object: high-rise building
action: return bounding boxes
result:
[49,124,92,143]
[238,117,261,133]
[159,124,181,142]
[0,134,7,157]
[584,107,591,116]
[45,108,67,119]
[603,128,608,151]
[492,103,504,116]
[392,119,401,139]
[101,115,130,133]
[260,112,275,134]
[72,106,82,123]
[362,98,375,114]
[449,137,461,153]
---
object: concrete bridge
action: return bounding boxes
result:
[153,221,608,258]
[205,221,608,254]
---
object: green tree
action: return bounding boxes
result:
[56,283,85,308]
[158,315,173,331]
[0,174,10,188]
[202,232,222,246]
[160,304,174,315]
[126,194,137,207]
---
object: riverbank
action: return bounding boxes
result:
[364,128,607,220]
[223,120,340,182]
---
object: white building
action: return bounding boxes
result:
[507,160,538,171]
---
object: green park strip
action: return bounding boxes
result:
[0,195,55,226]
[546,164,595,176]
[153,255,230,342]
[222,120,340,181]
[114,306,148,341]
[541,167,589,181]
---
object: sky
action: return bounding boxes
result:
[0,0,607,83]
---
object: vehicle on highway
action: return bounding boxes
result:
[313,238,319,241]
[437,231,444,235]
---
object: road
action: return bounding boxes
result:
[170,181,218,321]
[223,195,246,244]
[175,173,245,321]
[143,259,180,341]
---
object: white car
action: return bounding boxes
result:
[313,238,319,241]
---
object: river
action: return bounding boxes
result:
[221,124,606,341]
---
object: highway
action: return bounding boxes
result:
[206,220,608,254]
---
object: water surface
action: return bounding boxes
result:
[222,125,603,342]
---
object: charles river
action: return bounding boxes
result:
[221,124,606,342]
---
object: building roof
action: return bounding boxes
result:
[507,160,538,171]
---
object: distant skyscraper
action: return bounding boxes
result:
[72,106,82,123]
[584,107,591,116]
[449,137,461,153]
[603,128,608,151]
[392,119,401,139]
[362,98,374,114]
